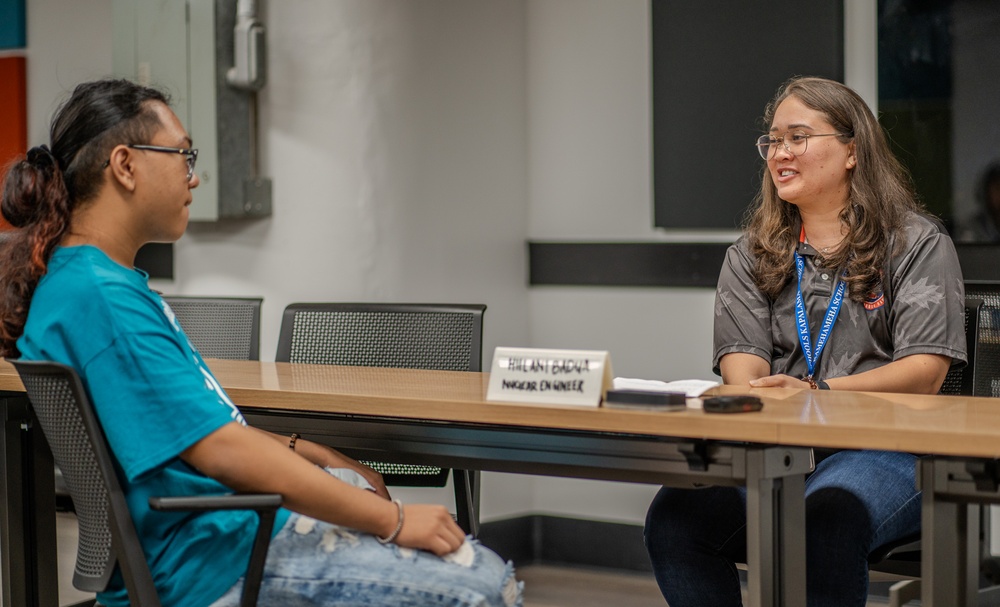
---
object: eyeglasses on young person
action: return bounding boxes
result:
[755,131,851,160]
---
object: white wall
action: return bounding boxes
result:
[24,0,113,141]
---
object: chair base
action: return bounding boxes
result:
[888,579,920,607]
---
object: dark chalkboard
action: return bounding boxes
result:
[652,0,844,229]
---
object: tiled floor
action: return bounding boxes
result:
[517,564,666,607]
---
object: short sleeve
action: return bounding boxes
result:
[888,222,967,366]
[83,330,244,483]
[713,240,774,374]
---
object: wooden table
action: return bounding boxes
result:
[214,360,1000,606]
[5,359,1000,606]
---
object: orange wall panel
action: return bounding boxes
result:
[0,55,26,230]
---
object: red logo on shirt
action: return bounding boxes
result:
[864,292,885,311]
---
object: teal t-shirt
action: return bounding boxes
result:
[17,245,290,607]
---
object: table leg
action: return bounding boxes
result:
[744,447,808,607]
[453,469,481,537]
[0,396,57,607]
[920,458,979,607]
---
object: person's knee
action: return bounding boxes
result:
[645,486,744,556]
[806,450,919,551]
[645,487,695,549]
[465,541,522,607]
[806,488,873,560]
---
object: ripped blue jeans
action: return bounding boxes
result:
[210,469,522,607]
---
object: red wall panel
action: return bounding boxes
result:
[0,55,26,230]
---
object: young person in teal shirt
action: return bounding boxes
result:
[0,79,521,607]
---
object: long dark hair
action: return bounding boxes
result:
[744,76,922,302]
[0,79,168,357]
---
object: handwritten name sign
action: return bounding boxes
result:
[486,347,612,407]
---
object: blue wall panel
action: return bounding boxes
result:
[0,0,26,49]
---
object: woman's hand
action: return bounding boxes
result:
[394,504,467,556]
[748,374,811,389]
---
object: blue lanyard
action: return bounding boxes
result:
[794,251,846,380]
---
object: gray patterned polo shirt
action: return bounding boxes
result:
[713,212,967,379]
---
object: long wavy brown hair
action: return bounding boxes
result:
[745,76,923,302]
[0,79,167,358]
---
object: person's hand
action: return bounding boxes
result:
[393,504,466,556]
[749,374,811,389]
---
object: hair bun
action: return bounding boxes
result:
[25,145,56,170]
[1,146,67,228]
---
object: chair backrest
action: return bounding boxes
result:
[275,303,486,372]
[11,360,161,605]
[966,283,1000,397]
[940,298,982,396]
[275,303,486,487]
[162,296,263,361]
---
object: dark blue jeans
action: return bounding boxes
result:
[644,450,921,607]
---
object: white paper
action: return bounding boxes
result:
[612,377,720,398]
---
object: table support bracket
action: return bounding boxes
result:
[965,459,1000,493]
[679,441,710,471]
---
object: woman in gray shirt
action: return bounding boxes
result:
[644,77,966,607]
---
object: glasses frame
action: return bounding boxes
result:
[103,144,199,181]
[755,132,849,160]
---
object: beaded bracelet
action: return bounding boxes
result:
[377,499,404,544]
[288,433,300,450]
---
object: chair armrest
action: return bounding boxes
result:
[149,493,282,607]
[148,493,282,513]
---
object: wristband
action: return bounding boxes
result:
[288,433,300,450]
[377,499,404,544]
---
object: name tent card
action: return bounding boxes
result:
[486,347,613,407]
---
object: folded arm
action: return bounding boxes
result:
[721,352,952,395]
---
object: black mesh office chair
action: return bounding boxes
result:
[966,284,1000,399]
[275,303,486,535]
[12,360,281,607]
[870,290,1000,606]
[161,296,263,361]
[941,297,983,397]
